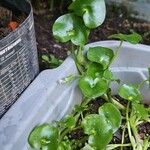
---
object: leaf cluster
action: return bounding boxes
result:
[28,0,150,149]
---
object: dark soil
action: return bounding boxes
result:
[138,122,150,140]
[0,5,26,39]
[33,3,150,70]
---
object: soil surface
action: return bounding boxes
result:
[0,5,26,40]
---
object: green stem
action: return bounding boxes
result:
[106,89,113,102]
[121,125,126,150]
[143,138,150,150]
[103,93,125,110]
[109,41,123,66]
[112,98,126,110]
[126,102,136,150]
[130,116,142,146]
[71,136,88,149]
[137,79,149,89]
[60,128,70,140]
[70,45,83,74]
[107,143,131,150]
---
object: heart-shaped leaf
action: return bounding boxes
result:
[118,84,142,102]
[109,33,142,44]
[69,0,106,28]
[82,114,113,150]
[99,103,121,133]
[87,63,104,78]
[28,124,59,150]
[53,14,89,45]
[87,46,114,69]
[79,76,108,98]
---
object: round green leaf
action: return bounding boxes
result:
[53,14,73,43]
[118,84,142,102]
[71,16,90,46]
[28,124,59,150]
[53,14,89,45]
[82,114,113,150]
[87,63,104,78]
[69,0,106,28]
[79,76,108,98]
[99,103,121,133]
[109,32,142,44]
[87,46,114,69]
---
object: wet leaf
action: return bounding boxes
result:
[99,103,121,133]
[53,14,89,45]
[82,114,113,150]
[87,63,104,78]
[28,124,59,150]
[69,0,106,28]
[79,76,108,98]
[109,32,142,44]
[118,84,142,102]
[87,46,114,69]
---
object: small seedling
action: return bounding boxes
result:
[42,54,63,68]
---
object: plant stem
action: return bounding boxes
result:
[71,136,88,149]
[121,125,126,150]
[130,115,143,149]
[60,128,70,140]
[137,79,149,89]
[126,102,136,150]
[103,93,125,110]
[112,98,126,110]
[70,45,83,74]
[107,143,131,150]
[106,89,113,102]
[109,41,123,66]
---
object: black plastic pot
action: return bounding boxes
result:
[0,0,39,118]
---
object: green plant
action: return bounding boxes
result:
[42,54,63,68]
[28,0,150,149]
